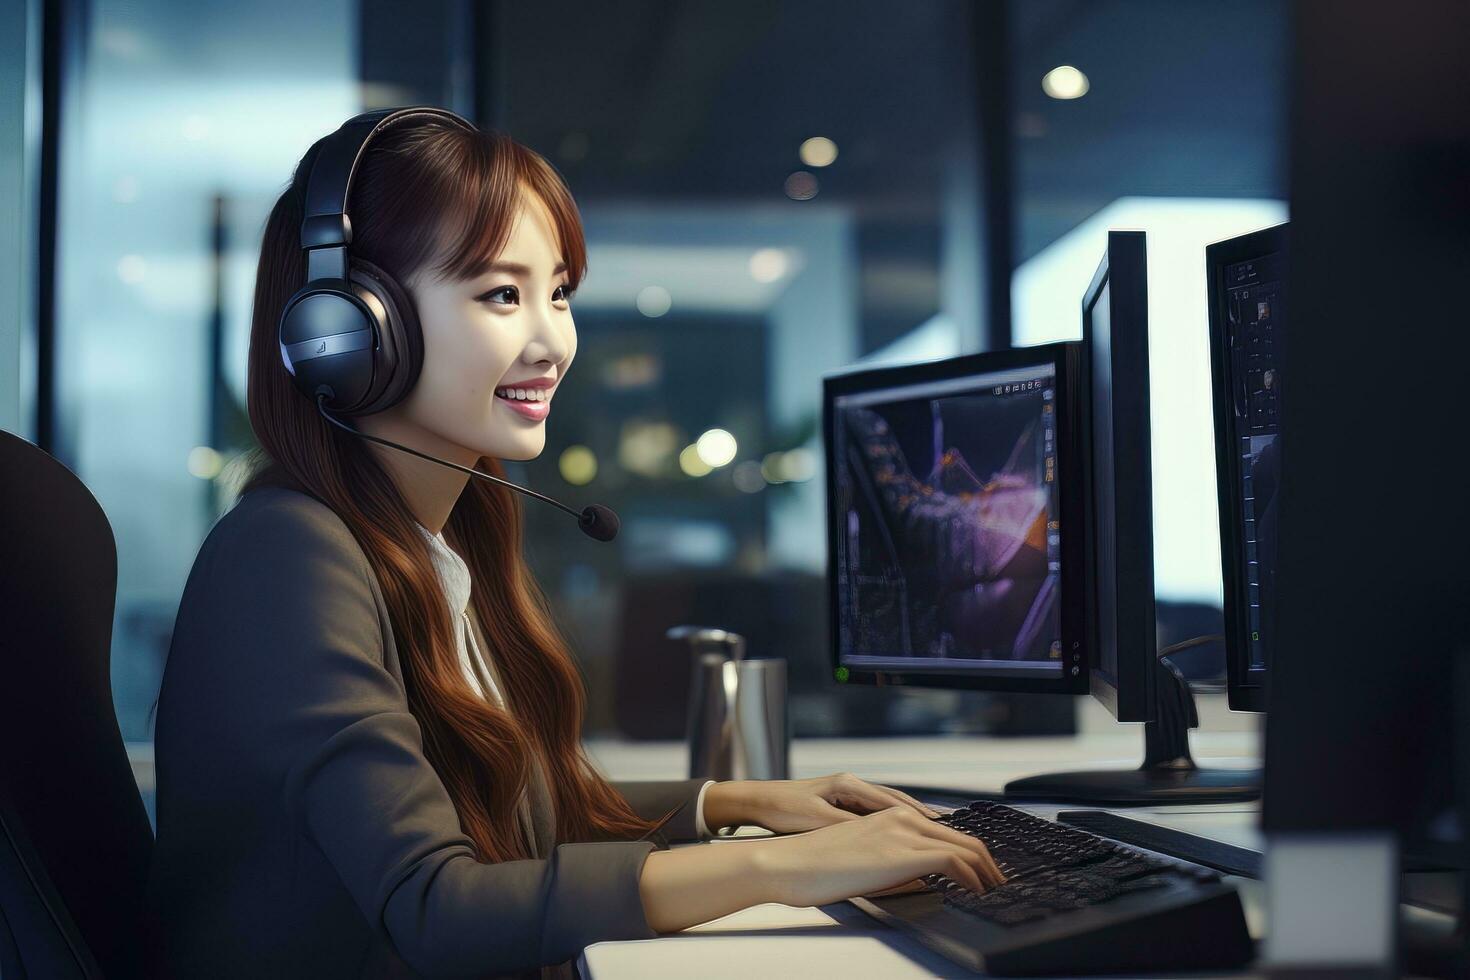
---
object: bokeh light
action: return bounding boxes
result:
[1041,65,1089,100]
[732,460,765,493]
[186,446,222,479]
[798,136,838,167]
[695,428,738,467]
[778,446,817,482]
[679,444,713,477]
[558,445,598,485]
[636,284,672,317]
[783,171,819,201]
[748,247,789,283]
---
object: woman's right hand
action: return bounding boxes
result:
[750,806,1004,908]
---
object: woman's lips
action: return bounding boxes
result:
[496,391,551,421]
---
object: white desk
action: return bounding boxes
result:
[580,712,1265,979]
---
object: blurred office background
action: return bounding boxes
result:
[2,0,1285,762]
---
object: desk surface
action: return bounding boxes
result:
[580,724,1265,979]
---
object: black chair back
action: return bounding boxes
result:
[0,430,154,978]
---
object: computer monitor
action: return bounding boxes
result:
[1077,230,1157,723]
[827,230,1260,805]
[824,341,1087,695]
[1206,222,1287,713]
[1018,230,1259,802]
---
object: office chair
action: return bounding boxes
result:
[0,430,154,979]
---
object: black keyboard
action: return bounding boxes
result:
[847,801,1254,976]
[923,801,1219,925]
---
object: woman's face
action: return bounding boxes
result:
[393,192,577,465]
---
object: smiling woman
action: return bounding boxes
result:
[144,113,698,979]
[362,189,578,473]
[144,108,997,980]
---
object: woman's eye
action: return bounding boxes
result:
[553,284,572,303]
[480,285,518,305]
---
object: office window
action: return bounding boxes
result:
[51,0,361,740]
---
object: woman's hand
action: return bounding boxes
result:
[640,792,1002,933]
[705,773,942,835]
[752,806,1005,908]
[639,806,1001,933]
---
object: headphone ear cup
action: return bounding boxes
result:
[348,258,424,415]
[278,281,377,413]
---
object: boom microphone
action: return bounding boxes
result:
[315,393,619,541]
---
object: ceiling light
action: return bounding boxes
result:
[784,171,819,201]
[1042,65,1089,100]
[799,136,838,168]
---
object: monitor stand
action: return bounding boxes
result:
[1003,657,1262,805]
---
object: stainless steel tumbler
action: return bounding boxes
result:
[670,626,789,781]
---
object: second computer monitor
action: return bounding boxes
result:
[824,342,1087,695]
[1207,222,1287,713]
[1082,230,1157,723]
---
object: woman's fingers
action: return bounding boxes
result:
[899,809,1005,886]
[975,848,1005,887]
[832,779,937,821]
[834,783,914,816]
[944,839,1003,890]
[828,774,941,820]
[876,784,942,818]
[929,849,987,894]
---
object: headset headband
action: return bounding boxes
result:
[299,106,476,282]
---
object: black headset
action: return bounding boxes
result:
[275,106,620,541]
[277,106,476,417]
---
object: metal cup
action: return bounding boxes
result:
[687,650,738,780]
[671,626,789,781]
[730,657,789,781]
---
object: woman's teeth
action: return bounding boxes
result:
[494,387,548,402]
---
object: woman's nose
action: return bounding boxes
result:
[522,304,572,365]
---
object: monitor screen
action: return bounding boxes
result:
[1224,251,1282,675]
[1209,223,1287,712]
[830,359,1065,680]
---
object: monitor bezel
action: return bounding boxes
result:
[1081,230,1158,723]
[822,341,1087,695]
[1206,221,1288,714]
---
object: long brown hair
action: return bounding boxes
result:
[241,114,668,862]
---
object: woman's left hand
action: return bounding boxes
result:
[705,773,942,835]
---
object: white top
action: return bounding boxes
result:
[416,523,718,838]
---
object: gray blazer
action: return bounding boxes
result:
[144,486,710,979]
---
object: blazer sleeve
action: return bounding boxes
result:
[187,491,664,976]
[607,778,713,842]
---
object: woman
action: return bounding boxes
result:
[144,109,1001,980]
